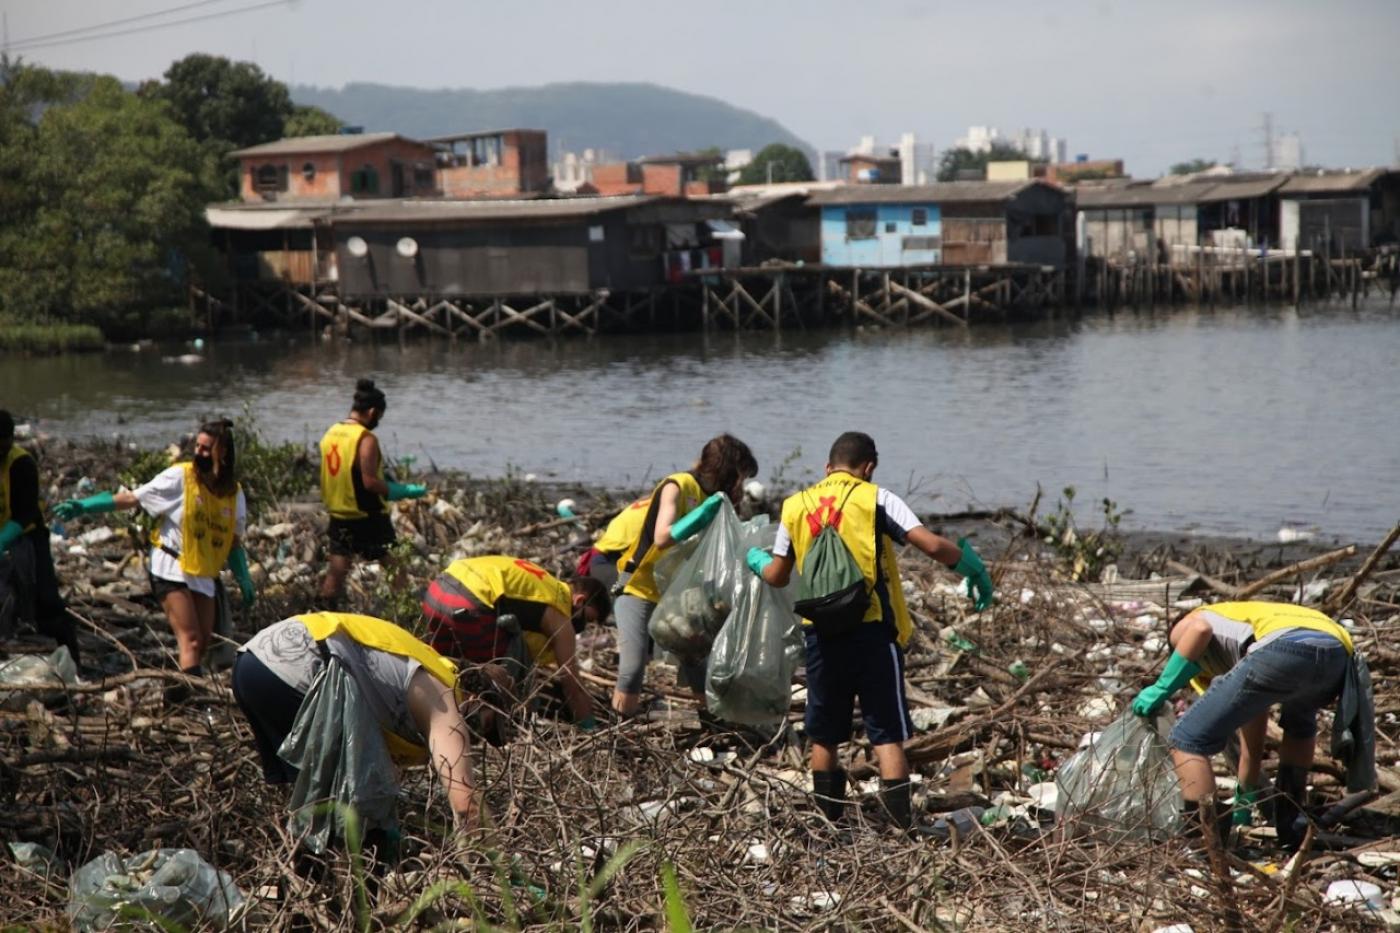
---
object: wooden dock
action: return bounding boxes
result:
[201,250,1396,341]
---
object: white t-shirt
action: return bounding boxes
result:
[136,465,248,596]
[772,487,922,557]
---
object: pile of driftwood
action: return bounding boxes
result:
[3,441,1399,930]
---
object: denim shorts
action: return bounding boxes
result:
[1169,636,1349,756]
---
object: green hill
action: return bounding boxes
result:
[289,81,811,160]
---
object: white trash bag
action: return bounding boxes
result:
[1055,708,1183,840]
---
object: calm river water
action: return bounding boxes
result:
[4,301,1398,541]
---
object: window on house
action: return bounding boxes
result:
[302,162,316,181]
[413,165,434,190]
[253,164,287,193]
[885,221,897,233]
[629,225,662,258]
[845,209,877,240]
[912,208,928,227]
[350,165,380,195]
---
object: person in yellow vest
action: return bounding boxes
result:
[746,432,994,830]
[1131,601,1374,848]
[0,411,80,663]
[575,494,652,590]
[420,555,611,731]
[317,379,426,607]
[54,419,256,683]
[610,434,757,716]
[231,612,479,835]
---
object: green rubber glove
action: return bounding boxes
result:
[578,715,599,733]
[227,545,256,609]
[954,538,994,611]
[0,520,22,556]
[669,492,724,543]
[52,491,116,521]
[386,481,427,502]
[746,546,773,578]
[1131,650,1202,717]
[1231,783,1259,827]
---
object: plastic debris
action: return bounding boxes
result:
[1324,879,1384,910]
[1056,709,1182,840]
[68,848,246,931]
[0,645,78,709]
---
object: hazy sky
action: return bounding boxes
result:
[5,0,1399,175]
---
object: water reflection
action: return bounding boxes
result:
[5,301,1398,540]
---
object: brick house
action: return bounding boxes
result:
[230,133,440,203]
[430,129,550,198]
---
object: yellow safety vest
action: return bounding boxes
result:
[780,472,914,647]
[617,471,706,602]
[594,496,652,555]
[1191,600,1353,692]
[0,445,36,533]
[319,421,384,520]
[296,611,459,766]
[150,463,239,578]
[445,555,572,668]
[1210,601,1353,652]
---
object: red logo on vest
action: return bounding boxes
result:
[325,445,342,476]
[514,559,547,579]
[804,496,843,537]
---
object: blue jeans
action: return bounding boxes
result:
[1169,636,1349,756]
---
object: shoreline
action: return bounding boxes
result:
[30,435,1378,578]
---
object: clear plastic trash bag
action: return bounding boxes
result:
[68,848,246,931]
[0,644,78,710]
[1055,708,1183,840]
[649,497,744,658]
[705,557,803,728]
[279,660,401,854]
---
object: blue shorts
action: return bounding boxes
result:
[804,622,913,747]
[1169,634,1349,756]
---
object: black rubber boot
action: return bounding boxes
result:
[811,770,847,824]
[880,778,913,831]
[163,664,204,706]
[1273,764,1308,851]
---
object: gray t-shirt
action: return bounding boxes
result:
[241,618,425,746]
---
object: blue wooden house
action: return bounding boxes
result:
[808,181,1070,268]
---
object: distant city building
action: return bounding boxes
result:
[827,133,935,185]
[898,133,937,185]
[956,125,1067,164]
[1270,133,1305,172]
[724,148,753,184]
[554,148,608,193]
[817,150,845,182]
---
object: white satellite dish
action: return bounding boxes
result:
[346,236,368,258]
[396,237,419,258]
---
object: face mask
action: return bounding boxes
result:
[194,454,214,473]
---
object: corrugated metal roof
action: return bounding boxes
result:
[1074,183,1163,208]
[1279,168,1388,194]
[808,181,1055,206]
[1195,175,1287,202]
[331,195,666,225]
[229,132,406,157]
